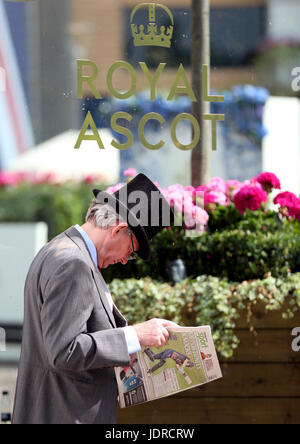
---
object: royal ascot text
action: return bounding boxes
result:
[75,60,225,152]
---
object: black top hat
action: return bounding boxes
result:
[93,173,174,261]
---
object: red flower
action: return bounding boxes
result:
[0,172,24,187]
[257,172,281,193]
[289,203,300,222]
[274,191,299,208]
[274,191,300,220]
[234,185,268,215]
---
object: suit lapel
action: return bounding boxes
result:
[64,226,117,329]
[113,305,127,328]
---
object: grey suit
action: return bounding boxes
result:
[12,226,131,424]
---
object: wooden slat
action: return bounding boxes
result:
[118,397,300,424]
[182,304,300,330]
[171,363,300,398]
[235,303,300,329]
[223,329,300,363]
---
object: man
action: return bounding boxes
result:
[12,173,176,424]
[144,348,194,374]
[144,347,194,385]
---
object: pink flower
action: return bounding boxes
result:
[184,205,209,231]
[162,185,193,214]
[185,185,195,192]
[207,177,226,194]
[273,191,300,220]
[192,184,228,211]
[84,174,105,184]
[168,190,194,214]
[106,183,124,194]
[168,184,186,193]
[139,182,210,231]
[205,193,218,205]
[124,168,137,177]
[15,172,30,183]
[257,172,281,193]
[207,191,228,206]
[274,191,299,208]
[193,185,207,194]
[289,203,300,221]
[0,172,24,187]
[30,172,57,185]
[225,180,242,200]
[242,178,263,190]
[234,185,268,215]
[226,180,241,190]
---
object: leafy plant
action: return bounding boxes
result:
[102,212,300,283]
[0,181,100,239]
[1,175,300,283]
[110,273,300,358]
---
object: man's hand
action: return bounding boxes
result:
[133,319,178,348]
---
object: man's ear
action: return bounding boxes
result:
[111,223,129,238]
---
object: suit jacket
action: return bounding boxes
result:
[12,226,131,424]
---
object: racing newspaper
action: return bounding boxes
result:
[115,326,222,408]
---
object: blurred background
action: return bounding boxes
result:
[0,0,300,424]
[1,0,300,187]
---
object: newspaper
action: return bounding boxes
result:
[115,326,222,408]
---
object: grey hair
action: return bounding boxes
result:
[85,199,131,232]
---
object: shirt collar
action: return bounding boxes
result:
[74,224,98,268]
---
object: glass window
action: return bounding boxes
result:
[125,6,266,68]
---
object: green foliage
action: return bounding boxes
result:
[1,184,300,283]
[1,182,299,358]
[207,205,285,234]
[110,273,300,359]
[102,209,300,283]
[0,182,99,239]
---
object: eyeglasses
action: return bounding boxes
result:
[128,232,137,261]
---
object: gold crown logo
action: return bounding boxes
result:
[130,3,174,48]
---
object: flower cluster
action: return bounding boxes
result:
[257,172,281,193]
[124,168,137,178]
[0,171,57,187]
[234,185,268,215]
[158,184,209,233]
[232,172,282,215]
[105,170,295,230]
[274,191,300,222]
[0,172,24,187]
[0,171,111,188]
[106,183,124,195]
[2,167,298,229]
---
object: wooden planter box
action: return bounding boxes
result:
[117,303,300,424]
